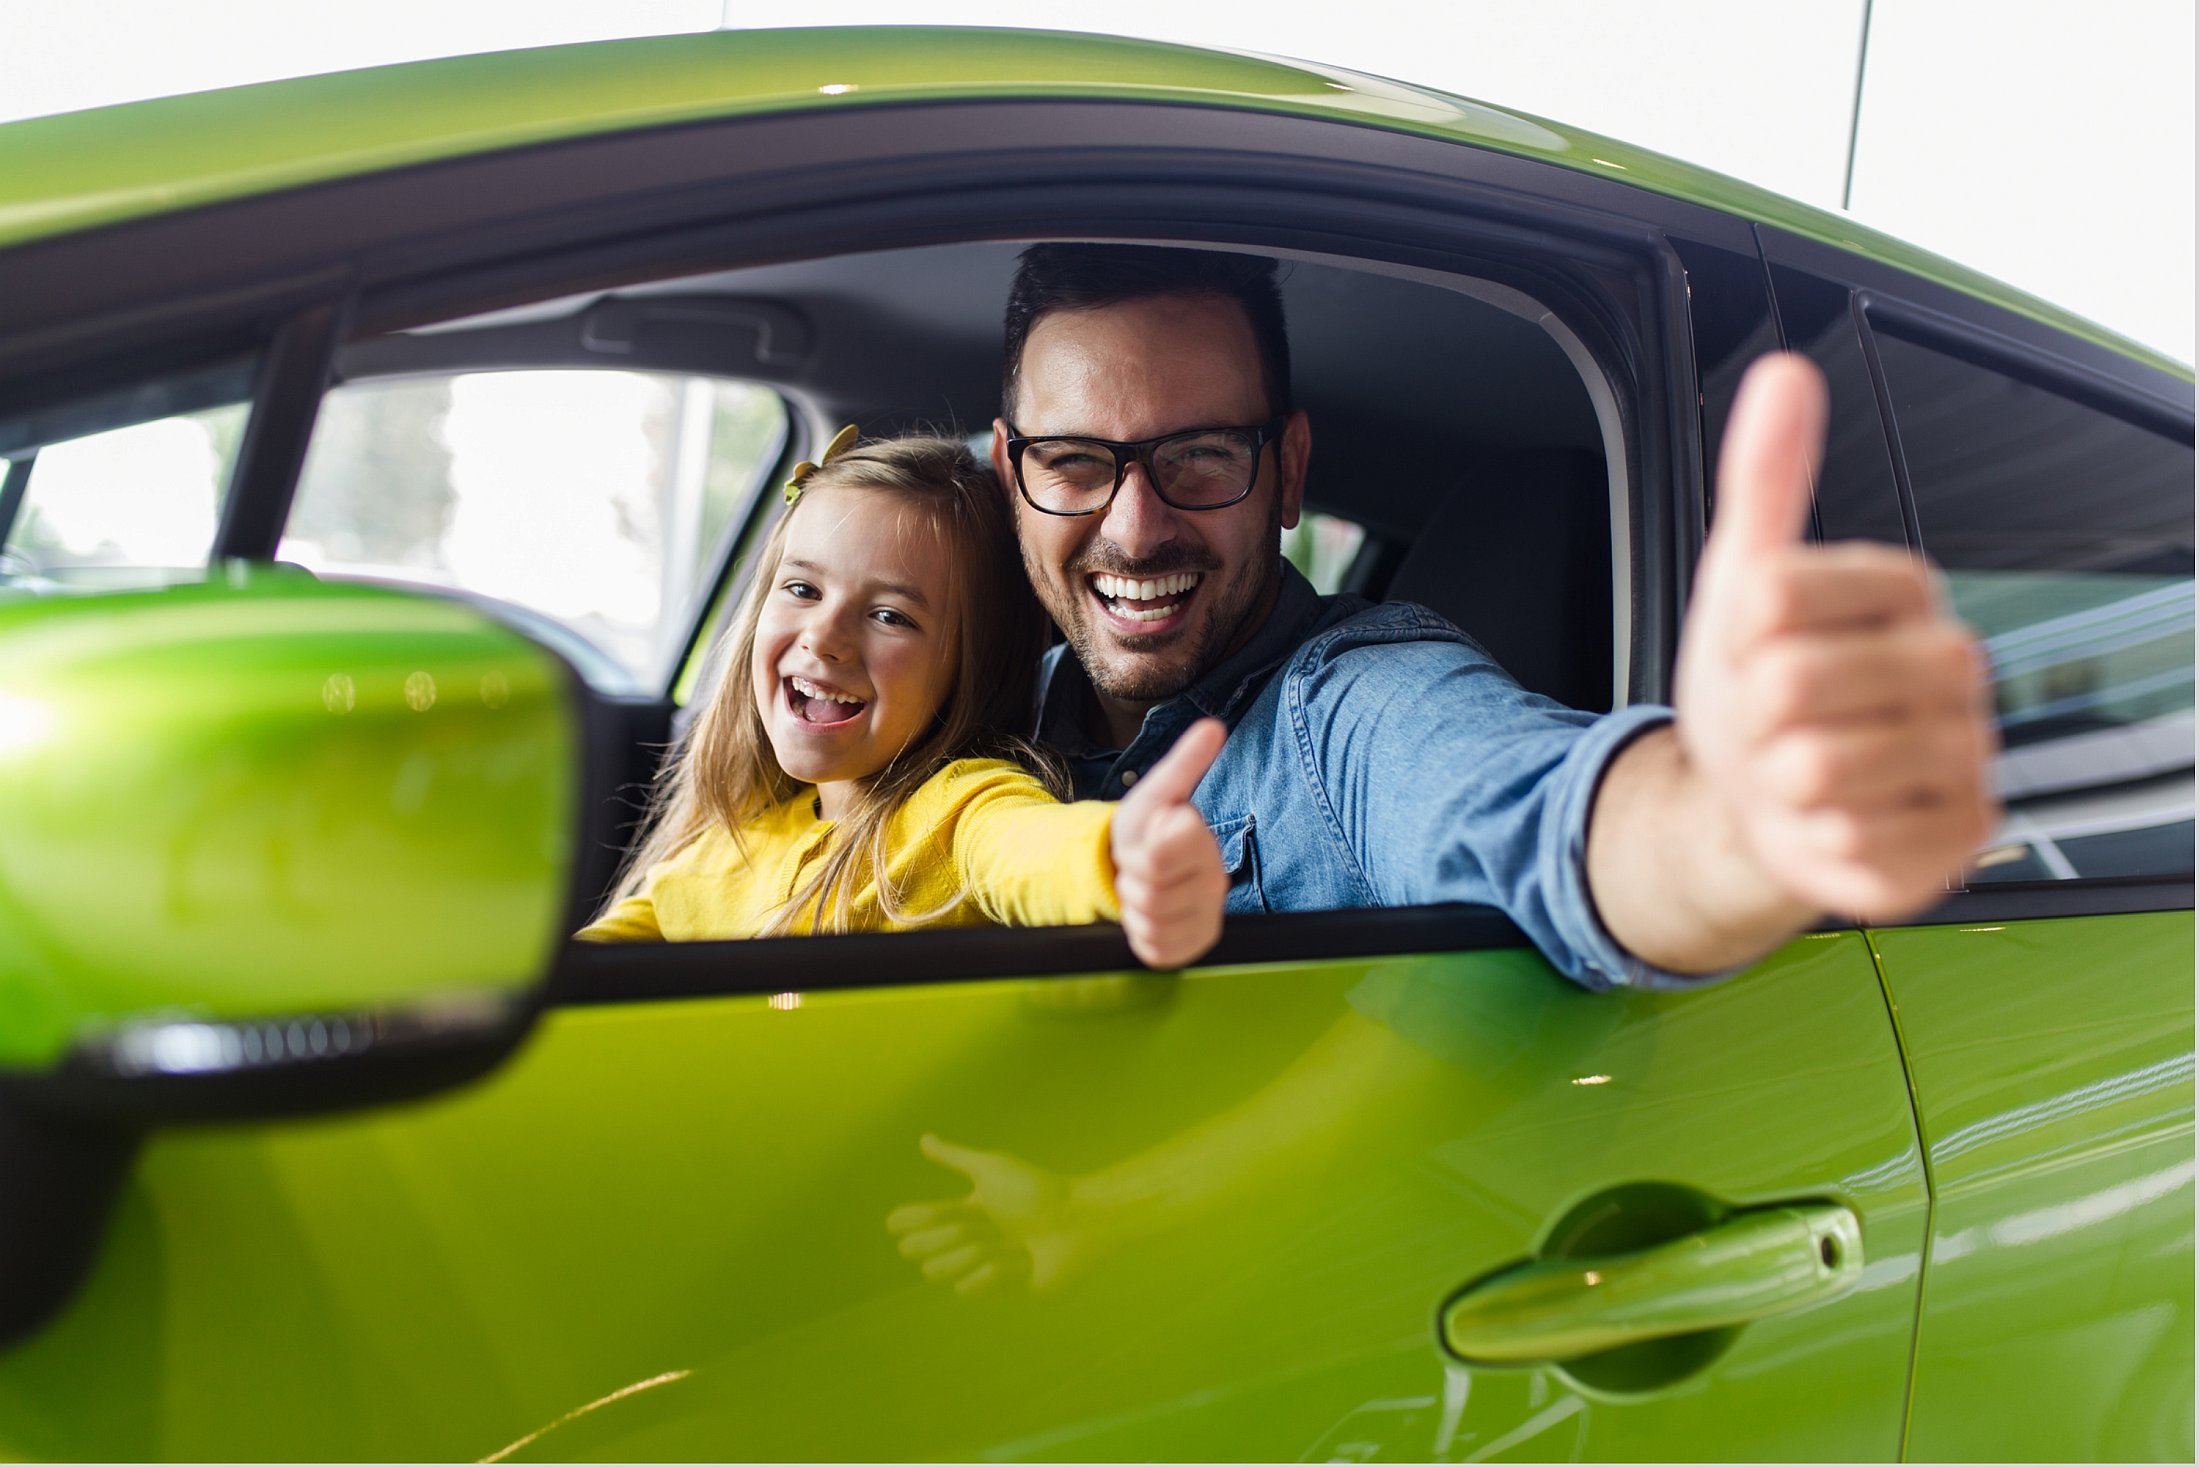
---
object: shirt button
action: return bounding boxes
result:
[1121,769,1139,787]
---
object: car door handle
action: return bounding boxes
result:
[1440,1202,1863,1364]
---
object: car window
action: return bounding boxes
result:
[1869,326,2196,884]
[284,370,787,695]
[0,401,248,592]
[1282,510,1367,595]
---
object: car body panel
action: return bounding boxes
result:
[0,934,1926,1461]
[1870,911,2195,1461]
[0,28,2183,379]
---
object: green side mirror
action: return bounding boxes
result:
[0,567,580,1117]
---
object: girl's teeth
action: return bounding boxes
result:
[791,676,861,705]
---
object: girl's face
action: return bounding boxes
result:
[751,486,956,820]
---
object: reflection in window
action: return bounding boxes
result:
[1873,328,2195,884]
[285,370,787,694]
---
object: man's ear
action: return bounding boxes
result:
[989,418,1017,502]
[1277,410,1311,530]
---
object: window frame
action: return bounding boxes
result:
[0,96,1805,990]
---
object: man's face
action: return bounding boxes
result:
[993,294,1309,716]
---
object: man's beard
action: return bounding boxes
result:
[1023,511,1283,710]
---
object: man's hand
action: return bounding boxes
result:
[1109,717,1228,968]
[1671,353,1999,925]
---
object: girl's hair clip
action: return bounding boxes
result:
[783,423,862,505]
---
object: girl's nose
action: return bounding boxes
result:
[802,614,854,661]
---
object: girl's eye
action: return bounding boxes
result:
[782,580,819,600]
[871,607,917,629]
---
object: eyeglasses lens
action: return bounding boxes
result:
[1021,429,1259,512]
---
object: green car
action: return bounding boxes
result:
[0,27,2190,1462]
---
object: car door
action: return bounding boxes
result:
[0,82,1938,1461]
[1764,230,2197,1461]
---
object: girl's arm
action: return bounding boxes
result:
[575,891,664,942]
[951,720,1227,968]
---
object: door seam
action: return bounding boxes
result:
[1861,926,1935,1463]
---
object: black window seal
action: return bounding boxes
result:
[1851,289,1924,552]
[552,903,1536,1007]
[1897,876,2192,925]
[1859,291,2195,447]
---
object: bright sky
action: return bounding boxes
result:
[1,0,2192,363]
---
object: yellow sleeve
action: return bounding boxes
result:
[575,891,664,942]
[923,759,1121,927]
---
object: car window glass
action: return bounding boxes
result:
[0,402,247,591]
[1872,327,2195,884]
[284,370,787,694]
[1282,511,1368,595]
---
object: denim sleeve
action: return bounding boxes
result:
[1285,614,1722,992]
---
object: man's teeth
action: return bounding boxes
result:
[1092,572,1201,604]
[790,676,863,705]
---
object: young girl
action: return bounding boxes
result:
[581,429,1226,968]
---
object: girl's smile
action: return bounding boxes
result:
[751,487,955,820]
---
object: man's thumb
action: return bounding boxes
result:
[1706,353,1826,571]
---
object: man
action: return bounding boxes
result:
[992,244,1997,986]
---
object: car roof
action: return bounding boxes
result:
[0,26,2183,379]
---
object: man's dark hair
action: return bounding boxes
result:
[1001,244,1293,421]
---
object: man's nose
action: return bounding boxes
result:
[1098,462,1181,560]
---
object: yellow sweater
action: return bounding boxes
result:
[579,758,1119,942]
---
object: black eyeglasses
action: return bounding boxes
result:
[1005,418,1288,517]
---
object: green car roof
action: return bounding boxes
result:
[0,25,2185,378]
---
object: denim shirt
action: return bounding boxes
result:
[1036,562,1700,992]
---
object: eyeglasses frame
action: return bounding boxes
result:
[1003,416,1291,518]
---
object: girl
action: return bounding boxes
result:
[581,429,1226,968]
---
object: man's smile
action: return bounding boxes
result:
[1087,570,1203,630]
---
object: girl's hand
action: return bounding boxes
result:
[1108,718,1228,969]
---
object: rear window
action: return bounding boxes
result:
[284,369,787,694]
[1870,325,2195,885]
[0,360,253,593]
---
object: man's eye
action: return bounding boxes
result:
[1040,447,1108,471]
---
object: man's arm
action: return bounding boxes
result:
[1587,355,1999,974]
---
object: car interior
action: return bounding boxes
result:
[317,241,1627,909]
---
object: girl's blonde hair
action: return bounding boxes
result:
[602,434,1062,935]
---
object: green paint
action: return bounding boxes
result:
[0,570,576,1071]
[0,934,1928,1459]
[0,28,2183,378]
[1871,911,2195,1461]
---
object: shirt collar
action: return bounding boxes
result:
[1036,560,1326,755]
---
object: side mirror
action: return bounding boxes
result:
[0,567,582,1118]
[0,568,584,1348]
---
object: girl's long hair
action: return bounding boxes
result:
[600,434,1062,935]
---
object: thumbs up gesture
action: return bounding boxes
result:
[1672,354,1999,922]
[1109,717,1229,968]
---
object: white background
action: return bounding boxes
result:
[1,0,2192,364]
